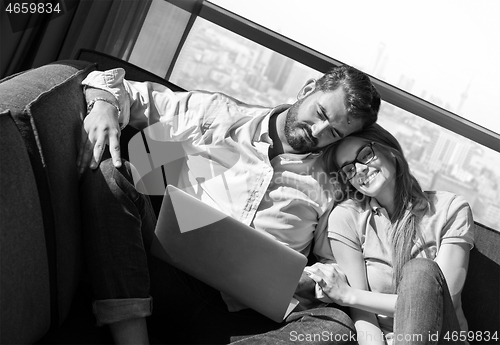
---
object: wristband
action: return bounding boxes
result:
[86,97,120,117]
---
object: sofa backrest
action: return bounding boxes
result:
[0,61,96,344]
[0,110,51,343]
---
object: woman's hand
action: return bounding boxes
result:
[304,263,352,306]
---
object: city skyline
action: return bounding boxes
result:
[212,0,500,135]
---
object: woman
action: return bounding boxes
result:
[307,124,474,345]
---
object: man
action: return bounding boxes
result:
[78,65,380,344]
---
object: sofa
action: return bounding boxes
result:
[1,50,498,344]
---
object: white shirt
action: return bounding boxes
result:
[82,68,336,256]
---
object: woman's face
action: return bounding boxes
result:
[335,137,397,198]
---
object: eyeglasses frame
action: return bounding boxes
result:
[338,142,377,181]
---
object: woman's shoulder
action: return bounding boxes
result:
[327,198,371,245]
[424,191,473,227]
[329,198,373,231]
[424,191,471,210]
[423,191,475,246]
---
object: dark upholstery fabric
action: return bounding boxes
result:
[0,111,51,344]
[27,62,96,324]
[0,61,96,335]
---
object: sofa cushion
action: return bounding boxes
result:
[0,110,51,344]
[0,61,96,332]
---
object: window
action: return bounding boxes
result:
[170,18,322,106]
[212,0,500,136]
[128,0,191,77]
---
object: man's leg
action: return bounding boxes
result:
[147,251,285,344]
[80,159,284,344]
[80,159,156,344]
[394,258,464,345]
[229,307,357,345]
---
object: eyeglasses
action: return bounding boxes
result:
[338,142,376,180]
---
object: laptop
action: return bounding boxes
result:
[150,184,308,322]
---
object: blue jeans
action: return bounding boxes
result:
[231,308,357,345]
[80,159,355,344]
[393,258,465,345]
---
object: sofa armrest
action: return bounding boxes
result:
[0,60,96,343]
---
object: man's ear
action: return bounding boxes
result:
[297,79,317,100]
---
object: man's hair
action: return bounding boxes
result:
[315,65,381,128]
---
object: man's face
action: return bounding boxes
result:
[284,87,364,153]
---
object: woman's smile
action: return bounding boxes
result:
[358,170,379,186]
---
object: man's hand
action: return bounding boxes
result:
[294,270,318,300]
[77,101,122,174]
[304,263,351,306]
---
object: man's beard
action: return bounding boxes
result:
[284,99,318,153]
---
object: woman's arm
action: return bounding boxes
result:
[336,241,386,345]
[308,236,387,345]
[434,194,473,331]
[330,239,398,317]
[434,242,470,331]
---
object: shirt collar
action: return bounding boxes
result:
[369,197,384,215]
[255,104,290,145]
[262,104,324,161]
[369,196,429,217]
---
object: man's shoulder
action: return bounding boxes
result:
[196,89,272,110]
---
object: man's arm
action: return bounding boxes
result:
[79,68,235,175]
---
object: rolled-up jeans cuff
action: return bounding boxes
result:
[92,296,153,327]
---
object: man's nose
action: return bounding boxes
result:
[311,120,330,138]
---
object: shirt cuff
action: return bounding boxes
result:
[82,68,131,128]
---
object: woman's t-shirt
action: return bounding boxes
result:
[327,191,474,335]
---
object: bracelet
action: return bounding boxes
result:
[86,97,120,117]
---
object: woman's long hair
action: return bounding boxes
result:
[323,124,429,290]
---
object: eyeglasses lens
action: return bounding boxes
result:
[341,145,374,180]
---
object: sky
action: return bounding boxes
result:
[211,0,500,136]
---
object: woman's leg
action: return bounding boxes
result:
[394,258,464,345]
